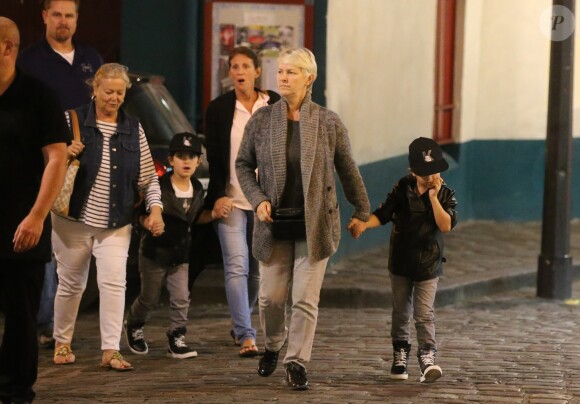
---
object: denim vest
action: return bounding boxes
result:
[68,102,141,228]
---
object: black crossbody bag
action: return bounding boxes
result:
[271,207,306,240]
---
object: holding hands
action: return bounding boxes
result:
[347,218,367,239]
[144,206,165,237]
[213,196,234,219]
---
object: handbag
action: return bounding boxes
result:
[51,109,81,217]
[271,207,306,240]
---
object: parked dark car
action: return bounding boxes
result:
[80,74,219,309]
[123,74,208,186]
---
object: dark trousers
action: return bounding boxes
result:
[0,259,44,403]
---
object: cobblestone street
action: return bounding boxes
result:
[3,221,580,403]
[30,283,580,403]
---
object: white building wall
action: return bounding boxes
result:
[460,0,552,142]
[327,0,580,158]
[326,0,437,164]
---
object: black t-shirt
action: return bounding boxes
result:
[0,69,70,261]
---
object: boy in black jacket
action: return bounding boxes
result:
[353,137,458,383]
[124,133,217,359]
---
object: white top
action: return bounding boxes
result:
[172,179,194,212]
[55,49,75,65]
[227,91,270,210]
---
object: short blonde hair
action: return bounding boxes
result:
[89,63,131,89]
[278,47,317,89]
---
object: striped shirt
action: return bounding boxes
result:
[66,112,162,228]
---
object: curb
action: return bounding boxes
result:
[189,266,573,308]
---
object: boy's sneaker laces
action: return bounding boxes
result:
[390,343,410,380]
[418,348,442,383]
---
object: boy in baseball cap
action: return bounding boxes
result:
[350,137,458,383]
[169,132,203,156]
[125,132,219,360]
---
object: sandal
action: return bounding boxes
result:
[100,350,134,372]
[239,339,259,358]
[54,344,75,365]
[230,329,241,346]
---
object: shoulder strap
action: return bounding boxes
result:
[67,109,81,142]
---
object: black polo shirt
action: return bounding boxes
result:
[17,37,103,110]
[0,69,70,261]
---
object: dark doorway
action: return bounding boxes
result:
[0,0,121,62]
[433,0,457,143]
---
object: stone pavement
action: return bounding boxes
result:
[5,220,580,402]
[31,279,580,402]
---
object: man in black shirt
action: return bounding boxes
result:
[17,0,103,110]
[0,17,68,404]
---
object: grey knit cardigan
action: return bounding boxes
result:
[236,93,370,262]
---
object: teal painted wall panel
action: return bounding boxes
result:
[467,140,545,220]
[121,0,200,125]
[332,155,407,262]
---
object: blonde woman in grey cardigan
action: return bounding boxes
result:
[236,47,370,390]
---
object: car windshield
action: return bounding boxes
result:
[124,80,194,147]
[123,77,209,183]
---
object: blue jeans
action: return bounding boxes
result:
[390,273,439,350]
[37,256,57,333]
[215,208,259,344]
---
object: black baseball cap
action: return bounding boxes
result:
[169,133,203,155]
[408,137,449,176]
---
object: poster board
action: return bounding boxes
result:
[203,0,314,115]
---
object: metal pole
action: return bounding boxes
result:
[538,0,575,299]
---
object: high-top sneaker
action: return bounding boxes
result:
[390,341,411,380]
[167,327,198,359]
[418,344,442,383]
[124,320,148,355]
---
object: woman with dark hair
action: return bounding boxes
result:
[205,47,280,357]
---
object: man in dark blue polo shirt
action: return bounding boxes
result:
[0,17,69,404]
[16,0,103,350]
[17,0,103,110]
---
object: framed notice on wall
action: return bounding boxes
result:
[203,0,314,114]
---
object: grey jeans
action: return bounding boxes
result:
[128,255,190,333]
[259,239,329,366]
[390,273,439,350]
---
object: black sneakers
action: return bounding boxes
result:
[167,328,197,359]
[124,320,148,355]
[390,341,411,380]
[285,362,308,390]
[418,344,442,383]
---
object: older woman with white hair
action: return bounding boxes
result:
[51,63,164,371]
[236,48,370,390]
